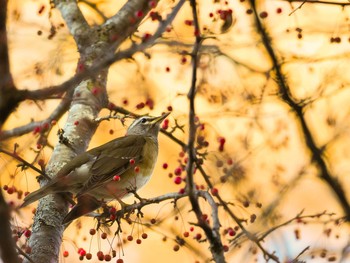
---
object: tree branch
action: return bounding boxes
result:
[185,1,225,262]
[0,190,20,263]
[249,0,350,221]
[53,0,91,52]
[0,0,19,127]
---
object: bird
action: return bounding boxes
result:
[21,112,170,223]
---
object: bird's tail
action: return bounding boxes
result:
[21,180,66,207]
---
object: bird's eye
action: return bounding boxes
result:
[141,118,147,124]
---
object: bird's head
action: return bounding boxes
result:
[126,112,170,137]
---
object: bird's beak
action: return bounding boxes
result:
[151,112,170,125]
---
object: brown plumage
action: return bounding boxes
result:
[21,113,169,223]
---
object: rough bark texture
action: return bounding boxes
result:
[24,1,155,262]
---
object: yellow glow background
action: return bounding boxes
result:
[2,0,350,262]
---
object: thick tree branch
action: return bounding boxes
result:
[0,1,20,261]
[53,0,91,52]
[249,0,350,221]
[0,190,20,263]
[0,0,20,127]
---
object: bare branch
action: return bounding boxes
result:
[0,90,72,141]
[249,0,350,222]
[184,1,226,262]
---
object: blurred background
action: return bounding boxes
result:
[1,0,350,262]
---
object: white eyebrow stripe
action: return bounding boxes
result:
[128,116,154,130]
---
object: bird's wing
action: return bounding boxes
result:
[76,135,146,197]
[55,153,92,178]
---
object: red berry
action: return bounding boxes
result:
[276,8,282,14]
[173,244,180,251]
[142,33,152,42]
[101,232,107,239]
[174,177,182,185]
[195,233,202,240]
[107,102,115,110]
[63,251,69,257]
[174,167,182,176]
[117,259,124,263]
[151,218,156,224]
[136,102,145,109]
[42,122,49,130]
[167,105,173,111]
[89,229,96,235]
[135,10,143,18]
[24,229,31,238]
[178,188,185,194]
[113,175,121,181]
[145,98,154,109]
[127,235,133,241]
[129,159,135,165]
[223,245,229,252]
[162,163,168,169]
[162,123,168,130]
[86,253,92,260]
[183,231,189,237]
[3,185,8,190]
[7,187,14,194]
[141,233,148,239]
[104,254,111,261]
[228,229,236,236]
[109,207,117,214]
[259,11,268,18]
[211,188,219,196]
[33,126,41,135]
[218,137,226,145]
[74,120,79,125]
[148,0,157,8]
[165,67,170,72]
[136,238,142,244]
[184,20,193,26]
[134,166,140,173]
[79,249,86,257]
